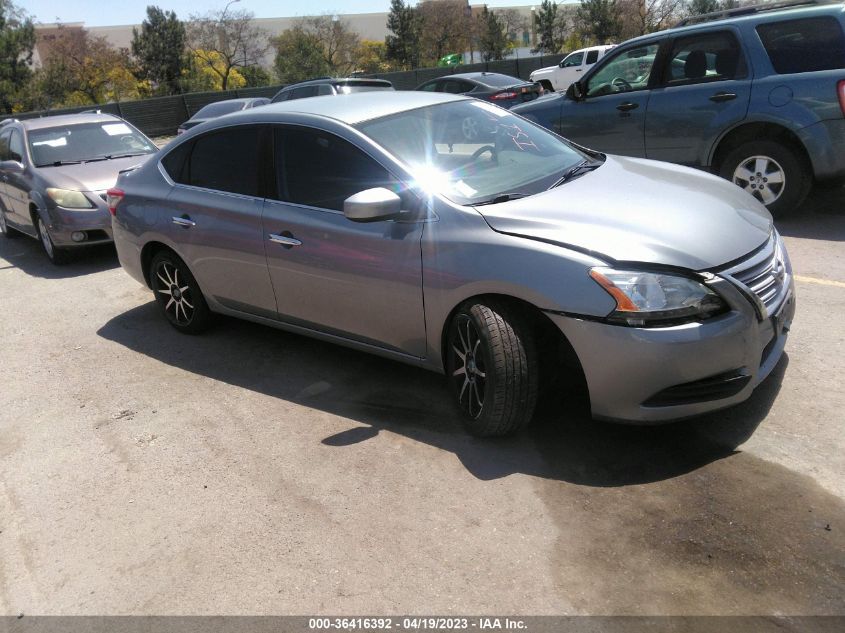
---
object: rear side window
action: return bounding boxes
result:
[586,50,599,64]
[757,17,845,74]
[662,31,746,84]
[161,141,192,183]
[274,127,396,211]
[290,86,318,100]
[184,126,260,196]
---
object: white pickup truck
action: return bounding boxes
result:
[530,45,616,92]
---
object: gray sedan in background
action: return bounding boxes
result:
[0,113,157,264]
[108,92,794,436]
[177,97,270,135]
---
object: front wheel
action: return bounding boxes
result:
[446,300,538,437]
[36,216,68,264]
[149,250,211,334]
[719,140,810,218]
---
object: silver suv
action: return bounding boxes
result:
[0,113,157,264]
[109,92,795,436]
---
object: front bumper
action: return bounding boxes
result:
[44,195,113,247]
[546,237,795,423]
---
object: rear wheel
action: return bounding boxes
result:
[149,250,211,334]
[446,300,538,437]
[36,216,68,264]
[719,140,810,218]
[0,208,18,238]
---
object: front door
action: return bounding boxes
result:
[262,125,426,357]
[557,41,663,156]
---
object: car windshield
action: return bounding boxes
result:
[357,100,588,205]
[193,101,247,119]
[28,122,157,166]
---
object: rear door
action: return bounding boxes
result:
[645,29,751,166]
[262,125,426,357]
[162,124,278,318]
[557,40,663,156]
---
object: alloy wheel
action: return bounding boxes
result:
[731,155,785,206]
[0,210,7,235]
[38,218,54,258]
[449,315,488,419]
[155,260,195,325]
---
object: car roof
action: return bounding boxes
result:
[19,112,123,131]
[281,77,393,89]
[212,91,468,127]
[433,72,528,84]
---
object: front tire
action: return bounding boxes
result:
[719,140,810,218]
[446,300,539,437]
[149,250,211,334]
[36,216,68,264]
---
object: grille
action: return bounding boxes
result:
[723,233,789,318]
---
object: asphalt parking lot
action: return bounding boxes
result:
[0,188,843,616]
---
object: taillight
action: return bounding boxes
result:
[106,187,124,216]
[838,80,845,116]
[491,91,518,100]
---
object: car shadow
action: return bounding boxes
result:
[777,184,845,241]
[98,302,786,487]
[0,234,119,279]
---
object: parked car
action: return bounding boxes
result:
[438,53,463,67]
[177,98,270,135]
[415,72,542,111]
[271,78,394,103]
[513,2,845,217]
[529,44,616,92]
[0,113,157,263]
[109,92,794,437]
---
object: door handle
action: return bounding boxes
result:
[172,216,196,228]
[616,102,639,112]
[575,69,582,72]
[269,232,302,247]
[709,92,737,102]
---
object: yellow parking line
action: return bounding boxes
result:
[795,275,845,288]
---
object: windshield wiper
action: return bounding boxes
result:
[35,160,83,167]
[549,159,603,188]
[82,152,150,163]
[472,192,531,206]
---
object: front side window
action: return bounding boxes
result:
[562,52,585,68]
[586,42,660,98]
[186,126,260,197]
[274,127,398,211]
[357,100,587,206]
[757,17,845,74]
[27,121,156,167]
[419,81,439,92]
[662,31,746,85]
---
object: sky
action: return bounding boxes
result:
[22,0,550,27]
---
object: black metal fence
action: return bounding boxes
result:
[11,55,566,138]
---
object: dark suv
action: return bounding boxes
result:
[512,1,845,217]
[270,78,393,103]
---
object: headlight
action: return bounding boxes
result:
[590,267,728,327]
[46,188,94,209]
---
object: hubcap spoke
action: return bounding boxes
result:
[754,157,769,176]
[453,366,466,377]
[759,186,777,205]
[735,165,755,183]
[157,287,172,296]
[181,297,194,310]
[452,345,466,362]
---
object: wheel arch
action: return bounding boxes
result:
[141,241,176,289]
[439,293,587,389]
[711,122,811,175]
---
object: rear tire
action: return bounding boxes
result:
[149,250,211,334]
[719,140,810,218]
[446,300,539,437]
[0,207,19,238]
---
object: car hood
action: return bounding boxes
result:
[37,155,154,192]
[476,155,773,271]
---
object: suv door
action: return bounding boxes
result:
[645,29,751,166]
[162,124,278,318]
[557,40,663,156]
[262,125,426,357]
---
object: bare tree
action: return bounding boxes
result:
[417,0,473,65]
[618,0,686,38]
[186,6,268,91]
[300,15,361,76]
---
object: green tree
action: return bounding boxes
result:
[131,6,187,95]
[687,0,720,14]
[477,8,508,62]
[239,65,272,87]
[578,0,622,44]
[271,26,331,84]
[385,0,420,70]
[533,0,567,54]
[0,0,35,114]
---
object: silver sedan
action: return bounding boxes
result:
[108,92,794,436]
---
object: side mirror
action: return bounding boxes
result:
[343,187,402,223]
[566,81,584,101]
[0,159,24,172]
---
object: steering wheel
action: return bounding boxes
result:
[471,145,497,162]
[611,76,632,91]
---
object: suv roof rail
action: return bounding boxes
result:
[673,0,834,28]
